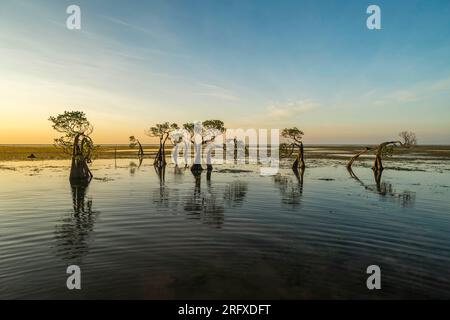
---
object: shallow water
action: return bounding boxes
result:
[1,159,450,299]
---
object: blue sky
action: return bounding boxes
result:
[0,0,449,143]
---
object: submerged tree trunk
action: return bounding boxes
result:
[347,147,373,169]
[154,141,164,167]
[191,164,204,172]
[293,166,304,194]
[373,168,384,194]
[191,138,204,172]
[292,142,305,171]
[69,134,93,182]
[154,135,169,168]
[205,142,214,172]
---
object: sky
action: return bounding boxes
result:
[0,0,449,144]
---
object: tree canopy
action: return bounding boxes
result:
[48,111,94,155]
[146,122,179,140]
[183,120,225,144]
[281,127,304,144]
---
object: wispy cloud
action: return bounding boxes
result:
[266,100,319,119]
[370,77,450,107]
[99,15,162,37]
[191,83,240,101]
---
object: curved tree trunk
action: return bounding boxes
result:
[347,147,373,169]
[372,141,401,171]
[292,142,305,170]
[137,140,144,158]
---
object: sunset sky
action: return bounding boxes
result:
[1,0,449,144]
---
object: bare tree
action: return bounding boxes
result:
[347,131,418,171]
[281,127,305,170]
[146,122,179,167]
[49,111,95,181]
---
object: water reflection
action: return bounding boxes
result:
[129,158,143,175]
[152,165,170,207]
[347,168,416,207]
[223,180,248,207]
[54,181,98,260]
[273,168,304,207]
[184,171,225,228]
[173,165,186,184]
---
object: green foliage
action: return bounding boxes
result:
[281,127,304,144]
[202,120,225,132]
[183,122,195,133]
[129,135,138,149]
[380,145,394,158]
[183,120,225,144]
[146,122,179,140]
[48,111,96,158]
[48,111,91,137]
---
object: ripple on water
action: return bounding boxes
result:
[1,159,450,299]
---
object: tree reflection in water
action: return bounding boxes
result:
[184,171,225,228]
[347,167,416,207]
[273,168,304,208]
[152,165,171,207]
[54,181,98,260]
[223,180,248,207]
[129,157,143,176]
[150,167,249,227]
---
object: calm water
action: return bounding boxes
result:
[1,159,450,299]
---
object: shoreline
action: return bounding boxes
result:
[1,145,450,162]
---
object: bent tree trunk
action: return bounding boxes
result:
[137,140,144,158]
[372,141,401,171]
[347,147,373,169]
[292,142,305,171]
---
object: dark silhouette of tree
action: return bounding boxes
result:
[49,111,95,181]
[146,122,179,167]
[347,131,418,171]
[282,127,305,171]
[129,135,144,158]
[183,120,225,172]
